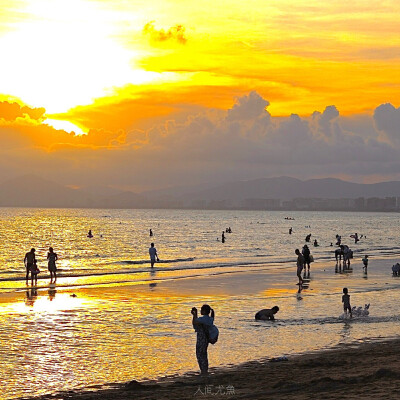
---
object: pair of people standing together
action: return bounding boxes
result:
[24,247,58,285]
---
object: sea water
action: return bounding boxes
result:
[0,208,400,399]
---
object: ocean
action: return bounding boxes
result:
[1,208,400,399]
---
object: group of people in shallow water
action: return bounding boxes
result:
[220,227,232,243]
[24,247,58,285]
[304,233,319,247]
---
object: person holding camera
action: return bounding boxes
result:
[191,304,215,375]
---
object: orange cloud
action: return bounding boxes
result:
[143,21,187,45]
[0,104,128,150]
[0,101,45,122]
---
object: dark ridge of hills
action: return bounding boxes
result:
[1,175,400,209]
[140,176,400,202]
[0,175,92,207]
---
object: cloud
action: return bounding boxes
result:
[0,92,400,189]
[227,91,270,121]
[0,104,129,150]
[0,101,45,122]
[143,22,187,45]
[373,103,400,145]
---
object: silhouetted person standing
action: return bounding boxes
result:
[191,304,215,375]
[24,248,36,285]
[295,248,304,286]
[47,247,58,283]
[149,243,159,268]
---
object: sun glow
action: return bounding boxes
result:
[45,119,87,135]
[0,0,157,114]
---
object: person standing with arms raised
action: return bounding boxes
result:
[191,304,216,376]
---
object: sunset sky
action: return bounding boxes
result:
[1,0,400,190]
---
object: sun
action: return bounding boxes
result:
[44,118,87,135]
[0,0,157,114]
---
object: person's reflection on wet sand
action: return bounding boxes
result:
[48,284,57,301]
[25,288,38,307]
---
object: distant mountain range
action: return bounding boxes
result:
[1,175,400,209]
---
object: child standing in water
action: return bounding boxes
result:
[30,260,40,286]
[362,255,369,272]
[342,288,352,318]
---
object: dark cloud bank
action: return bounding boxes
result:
[1,92,400,193]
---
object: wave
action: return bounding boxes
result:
[117,257,195,265]
[0,259,295,289]
[250,315,400,328]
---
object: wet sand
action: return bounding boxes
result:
[6,257,400,399]
[25,338,400,400]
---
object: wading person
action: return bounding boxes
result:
[47,247,58,283]
[24,248,36,285]
[295,248,304,286]
[149,242,159,268]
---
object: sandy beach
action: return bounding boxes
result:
[23,338,400,400]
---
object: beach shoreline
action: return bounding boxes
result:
[3,255,400,399]
[22,337,400,400]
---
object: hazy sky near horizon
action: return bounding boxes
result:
[1,0,400,190]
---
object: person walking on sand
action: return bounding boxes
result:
[342,288,352,318]
[295,249,305,286]
[191,304,215,376]
[24,248,36,285]
[149,243,159,268]
[222,231,225,243]
[47,247,58,283]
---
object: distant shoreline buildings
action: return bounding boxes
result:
[3,175,400,211]
[1,196,400,211]
[183,197,400,212]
